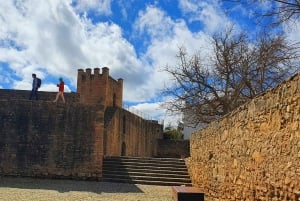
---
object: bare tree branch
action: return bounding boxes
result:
[224,0,300,26]
[161,27,299,126]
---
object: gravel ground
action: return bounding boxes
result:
[0,176,174,201]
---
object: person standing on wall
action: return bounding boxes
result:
[29,73,39,100]
[53,77,65,103]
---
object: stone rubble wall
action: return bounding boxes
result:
[187,73,300,201]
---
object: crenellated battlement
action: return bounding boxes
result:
[77,67,123,107]
[77,67,110,79]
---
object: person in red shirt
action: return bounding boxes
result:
[53,77,65,103]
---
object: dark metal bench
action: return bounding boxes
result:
[172,186,205,201]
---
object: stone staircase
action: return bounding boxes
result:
[102,156,192,186]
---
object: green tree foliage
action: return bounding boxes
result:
[163,124,183,140]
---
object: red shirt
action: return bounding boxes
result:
[58,82,64,92]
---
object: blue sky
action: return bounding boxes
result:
[1,0,300,126]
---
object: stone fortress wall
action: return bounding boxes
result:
[0,67,163,180]
[104,108,162,157]
[187,73,300,200]
[0,99,104,179]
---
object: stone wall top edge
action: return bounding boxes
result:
[0,88,78,94]
[116,107,162,125]
[0,98,106,108]
[108,76,117,82]
[253,71,300,97]
[192,72,300,137]
[78,67,123,82]
[78,67,108,74]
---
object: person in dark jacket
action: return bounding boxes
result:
[29,73,39,100]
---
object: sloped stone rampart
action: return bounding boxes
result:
[104,107,163,157]
[187,73,300,201]
[156,139,190,158]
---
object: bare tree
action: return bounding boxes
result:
[265,0,300,24]
[162,27,299,125]
[225,0,300,25]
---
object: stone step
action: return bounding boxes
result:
[102,170,190,179]
[105,156,186,163]
[102,168,190,176]
[103,161,187,170]
[103,173,191,182]
[104,157,187,167]
[102,177,192,186]
[102,156,192,186]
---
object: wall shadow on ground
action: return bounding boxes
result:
[0,176,144,194]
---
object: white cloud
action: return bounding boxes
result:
[135,5,175,39]
[128,3,233,123]
[284,21,300,44]
[72,0,112,15]
[127,102,163,120]
[0,0,233,124]
[0,0,84,87]
[179,0,232,34]
[0,0,144,96]
[178,0,199,13]
[130,5,213,102]
[128,100,183,128]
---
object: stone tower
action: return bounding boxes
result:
[77,67,123,107]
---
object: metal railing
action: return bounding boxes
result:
[122,103,164,125]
